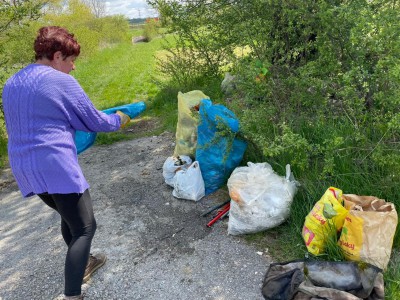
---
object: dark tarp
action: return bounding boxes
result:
[262,260,384,300]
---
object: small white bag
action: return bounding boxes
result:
[172,161,205,201]
[227,162,298,235]
[162,155,192,187]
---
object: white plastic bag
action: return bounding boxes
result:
[162,155,192,187]
[172,161,205,201]
[227,162,298,235]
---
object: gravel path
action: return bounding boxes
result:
[0,131,271,300]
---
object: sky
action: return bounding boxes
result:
[104,0,158,19]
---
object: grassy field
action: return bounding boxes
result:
[75,41,160,108]
[73,30,178,143]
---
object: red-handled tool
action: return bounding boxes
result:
[206,203,230,227]
[201,199,230,217]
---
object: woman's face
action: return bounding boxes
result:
[52,51,76,74]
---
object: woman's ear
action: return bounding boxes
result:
[53,51,63,61]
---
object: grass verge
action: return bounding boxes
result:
[73,31,176,144]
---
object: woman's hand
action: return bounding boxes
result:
[115,111,131,128]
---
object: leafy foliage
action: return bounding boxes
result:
[0,0,44,85]
[42,0,130,57]
[142,18,160,41]
[0,0,45,167]
[149,0,400,293]
[151,0,400,192]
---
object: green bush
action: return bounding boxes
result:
[42,0,130,57]
[152,0,400,192]
[142,18,160,41]
[0,0,44,166]
[233,1,400,186]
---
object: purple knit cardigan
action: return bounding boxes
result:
[2,64,121,197]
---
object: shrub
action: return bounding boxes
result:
[142,18,160,41]
[152,0,400,183]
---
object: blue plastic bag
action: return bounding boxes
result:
[75,102,146,154]
[195,99,247,195]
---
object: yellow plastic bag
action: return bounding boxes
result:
[174,90,210,157]
[302,187,348,255]
[338,194,398,270]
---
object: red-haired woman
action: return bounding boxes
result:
[2,26,130,299]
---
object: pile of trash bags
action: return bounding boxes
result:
[163,90,301,237]
[161,90,398,300]
[163,90,247,201]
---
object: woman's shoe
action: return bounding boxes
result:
[83,253,107,282]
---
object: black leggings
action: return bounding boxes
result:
[38,189,96,296]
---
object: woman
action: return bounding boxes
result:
[2,26,130,299]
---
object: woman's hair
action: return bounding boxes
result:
[34,26,80,60]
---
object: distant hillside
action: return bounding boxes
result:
[129,18,146,24]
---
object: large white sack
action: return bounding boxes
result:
[228,162,298,235]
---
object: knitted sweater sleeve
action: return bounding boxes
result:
[53,74,121,132]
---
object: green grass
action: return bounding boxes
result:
[385,250,400,299]
[0,135,7,168]
[74,37,165,109]
[72,31,177,144]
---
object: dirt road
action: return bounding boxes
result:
[0,130,271,300]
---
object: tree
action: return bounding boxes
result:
[0,0,44,33]
[82,0,105,18]
[0,0,45,94]
[0,0,45,166]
